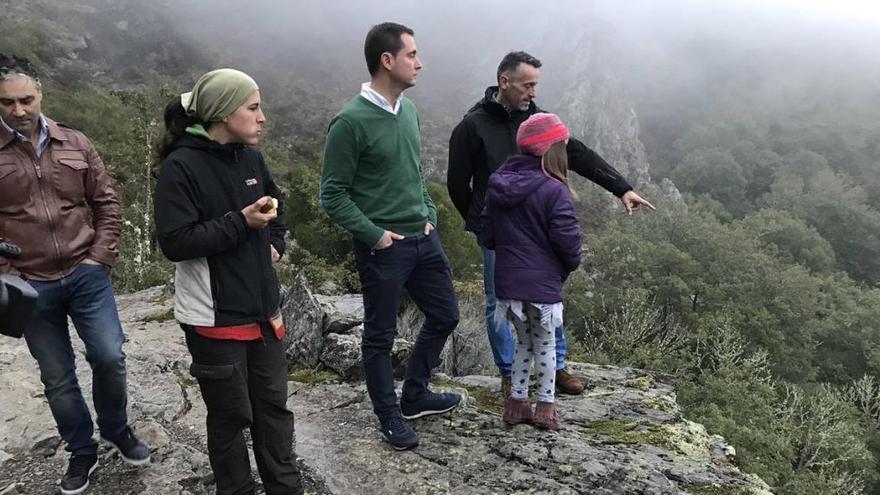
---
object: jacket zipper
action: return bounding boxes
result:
[247,158,270,321]
[30,153,63,270]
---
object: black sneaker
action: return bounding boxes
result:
[60,454,98,495]
[102,427,151,466]
[400,391,461,420]
[380,415,419,451]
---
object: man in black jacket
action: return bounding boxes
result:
[447,51,654,396]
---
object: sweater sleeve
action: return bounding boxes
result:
[447,118,476,221]
[154,157,249,262]
[422,174,438,226]
[566,138,632,198]
[547,185,582,274]
[320,117,386,246]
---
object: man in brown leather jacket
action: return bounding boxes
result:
[0,54,149,494]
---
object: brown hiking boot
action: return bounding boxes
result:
[556,368,585,395]
[502,397,533,425]
[501,375,512,399]
[533,401,562,431]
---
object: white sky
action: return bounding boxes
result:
[743,0,880,24]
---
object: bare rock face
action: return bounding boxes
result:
[320,333,414,381]
[283,276,470,380]
[533,25,684,213]
[315,294,364,334]
[320,333,361,379]
[282,273,325,367]
[292,364,773,495]
[0,287,221,494]
[0,286,771,494]
[0,286,327,495]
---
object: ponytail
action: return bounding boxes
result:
[152,97,203,176]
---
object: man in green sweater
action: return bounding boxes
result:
[321,22,461,451]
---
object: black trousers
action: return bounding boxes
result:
[353,232,460,420]
[184,324,302,495]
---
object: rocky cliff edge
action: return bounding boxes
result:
[0,285,771,495]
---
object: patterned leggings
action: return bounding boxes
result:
[506,303,557,403]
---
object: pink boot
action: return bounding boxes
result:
[502,398,534,425]
[533,401,562,431]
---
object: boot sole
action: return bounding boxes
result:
[60,461,98,495]
[533,422,563,431]
[401,401,459,420]
[103,439,151,466]
[556,386,585,395]
[387,439,420,451]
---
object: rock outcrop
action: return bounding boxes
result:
[281,273,496,380]
[0,286,772,494]
[294,363,772,494]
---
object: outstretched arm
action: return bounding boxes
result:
[566,138,655,214]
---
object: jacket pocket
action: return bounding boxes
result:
[188,362,248,418]
[0,163,18,181]
[53,152,88,201]
[58,158,89,170]
[189,363,234,380]
[0,163,29,208]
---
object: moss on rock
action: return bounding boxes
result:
[687,485,774,495]
[289,364,341,384]
[640,395,677,412]
[623,374,655,391]
[141,308,175,323]
[435,378,504,415]
[585,419,712,459]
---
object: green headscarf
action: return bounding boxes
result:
[180,68,258,123]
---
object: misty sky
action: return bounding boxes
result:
[158,0,880,139]
[176,0,880,96]
[173,0,880,75]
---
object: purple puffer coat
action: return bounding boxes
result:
[478,154,582,304]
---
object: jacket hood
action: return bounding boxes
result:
[466,86,537,120]
[486,154,551,209]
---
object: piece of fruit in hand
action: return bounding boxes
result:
[260,198,278,214]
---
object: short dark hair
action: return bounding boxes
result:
[364,22,414,76]
[496,51,542,80]
[0,54,41,89]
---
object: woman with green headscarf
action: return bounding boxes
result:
[154,69,303,495]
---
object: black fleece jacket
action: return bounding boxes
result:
[154,134,286,326]
[447,86,632,233]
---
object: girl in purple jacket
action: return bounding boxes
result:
[479,113,582,430]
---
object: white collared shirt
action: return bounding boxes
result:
[360,82,400,115]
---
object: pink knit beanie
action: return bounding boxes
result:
[516,113,570,156]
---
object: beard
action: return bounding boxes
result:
[7,117,35,135]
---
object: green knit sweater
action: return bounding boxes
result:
[320,95,437,246]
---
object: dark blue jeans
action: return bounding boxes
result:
[480,245,567,376]
[353,232,460,421]
[23,263,128,455]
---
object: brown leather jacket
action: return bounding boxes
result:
[0,117,121,280]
